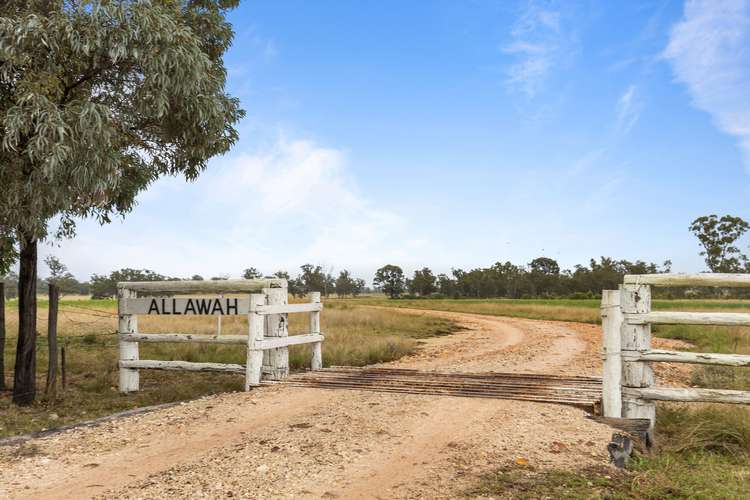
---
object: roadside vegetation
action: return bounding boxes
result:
[469,405,750,499]
[0,298,457,438]
[334,296,750,324]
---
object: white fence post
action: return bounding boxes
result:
[601,290,623,417]
[620,283,655,427]
[118,287,139,393]
[263,287,289,380]
[216,293,223,337]
[113,279,322,389]
[310,292,322,370]
[245,293,265,390]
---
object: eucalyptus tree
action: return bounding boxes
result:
[373,265,405,299]
[0,0,244,404]
[409,267,436,296]
[689,215,750,272]
[242,267,262,279]
[335,269,354,297]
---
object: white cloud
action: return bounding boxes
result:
[204,138,425,268]
[664,0,750,168]
[206,139,354,215]
[503,2,566,97]
[53,137,428,281]
[615,84,641,137]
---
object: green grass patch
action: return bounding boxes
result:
[469,406,750,498]
[655,405,750,458]
[469,453,749,499]
[467,466,624,499]
[335,297,750,326]
[653,323,750,391]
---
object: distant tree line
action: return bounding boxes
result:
[244,264,367,298]
[1,256,674,301]
[368,214,750,299]
[3,213,750,301]
[1,256,90,299]
[1,261,369,299]
[373,257,672,299]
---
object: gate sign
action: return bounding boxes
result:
[121,297,250,316]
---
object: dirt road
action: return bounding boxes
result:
[1,310,625,499]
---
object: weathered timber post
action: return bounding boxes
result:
[310,292,322,370]
[0,282,5,391]
[118,287,140,393]
[216,294,223,337]
[601,290,623,417]
[263,287,289,380]
[620,283,655,427]
[245,293,265,389]
[45,284,59,398]
[61,343,67,391]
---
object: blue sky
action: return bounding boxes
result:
[52,0,750,281]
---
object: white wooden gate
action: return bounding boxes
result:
[601,273,750,428]
[117,279,324,393]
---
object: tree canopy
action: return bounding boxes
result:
[689,215,750,272]
[409,267,436,296]
[0,0,244,243]
[242,267,262,279]
[0,0,243,405]
[44,255,87,294]
[90,267,172,299]
[374,264,405,298]
[334,269,364,297]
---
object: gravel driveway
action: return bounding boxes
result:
[1,309,640,499]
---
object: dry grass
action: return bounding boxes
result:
[468,453,750,499]
[656,405,750,458]
[340,296,750,326]
[338,297,603,323]
[0,297,457,438]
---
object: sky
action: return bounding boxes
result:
[49,0,750,282]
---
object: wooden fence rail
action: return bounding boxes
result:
[117,280,324,393]
[622,350,750,367]
[626,311,750,326]
[119,333,248,344]
[602,273,750,430]
[622,386,750,405]
[623,273,750,287]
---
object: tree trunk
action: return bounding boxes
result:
[13,234,37,405]
[0,282,5,391]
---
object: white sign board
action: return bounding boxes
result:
[122,297,250,316]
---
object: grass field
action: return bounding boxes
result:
[468,403,750,498]
[1,295,749,497]
[0,297,457,438]
[335,296,750,324]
